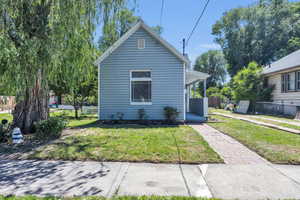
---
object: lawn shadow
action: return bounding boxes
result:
[0,140,50,160]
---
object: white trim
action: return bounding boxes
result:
[203,97,208,117]
[94,20,190,66]
[129,69,152,105]
[183,63,186,121]
[130,102,152,106]
[98,64,101,120]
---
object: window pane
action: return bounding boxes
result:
[297,72,300,89]
[288,72,295,90]
[137,39,145,49]
[132,71,151,78]
[131,81,151,102]
[281,74,285,92]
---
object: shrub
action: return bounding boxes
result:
[138,109,148,121]
[116,112,124,120]
[0,119,10,143]
[35,117,67,140]
[164,106,179,122]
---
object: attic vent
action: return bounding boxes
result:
[137,39,145,49]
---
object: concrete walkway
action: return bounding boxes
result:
[1,160,300,200]
[250,115,300,126]
[190,124,269,165]
[214,112,300,134]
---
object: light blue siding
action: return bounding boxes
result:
[99,27,185,120]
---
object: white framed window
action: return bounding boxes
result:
[137,39,145,49]
[297,71,300,90]
[130,70,152,105]
[287,72,295,91]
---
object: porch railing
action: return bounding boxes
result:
[189,98,204,116]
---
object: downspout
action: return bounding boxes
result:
[183,63,186,121]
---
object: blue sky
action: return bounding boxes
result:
[95,0,297,64]
[134,0,256,64]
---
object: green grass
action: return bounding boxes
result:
[30,124,222,164]
[0,196,220,200]
[208,115,300,164]
[50,110,98,128]
[247,117,300,131]
[1,110,222,164]
[210,108,300,131]
[0,112,13,122]
[0,110,97,128]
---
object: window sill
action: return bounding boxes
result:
[130,102,152,105]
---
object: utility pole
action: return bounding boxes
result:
[182,38,186,55]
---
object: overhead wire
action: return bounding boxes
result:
[186,0,210,46]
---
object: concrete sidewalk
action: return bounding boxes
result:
[0,160,210,198]
[214,112,300,134]
[0,160,300,199]
[190,124,269,165]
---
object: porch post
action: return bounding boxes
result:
[193,82,197,98]
[203,79,208,118]
[187,85,190,112]
[203,79,207,97]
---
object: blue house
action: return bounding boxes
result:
[95,20,209,121]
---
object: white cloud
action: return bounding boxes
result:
[199,43,221,50]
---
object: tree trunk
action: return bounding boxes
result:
[12,71,49,133]
[75,107,79,119]
[57,95,62,105]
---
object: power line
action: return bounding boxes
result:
[160,0,165,27]
[186,0,210,46]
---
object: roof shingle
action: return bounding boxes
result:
[262,49,300,75]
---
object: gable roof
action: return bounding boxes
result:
[94,20,190,66]
[262,49,300,75]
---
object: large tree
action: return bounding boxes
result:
[213,0,300,77]
[98,8,138,51]
[0,0,133,132]
[194,50,227,88]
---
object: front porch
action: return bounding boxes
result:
[185,70,209,122]
[186,112,206,122]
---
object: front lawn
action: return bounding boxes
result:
[50,110,98,128]
[0,110,97,128]
[30,124,223,164]
[208,115,300,164]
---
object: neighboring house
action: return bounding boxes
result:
[95,20,209,121]
[262,49,300,115]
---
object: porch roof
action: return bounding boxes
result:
[186,70,209,85]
